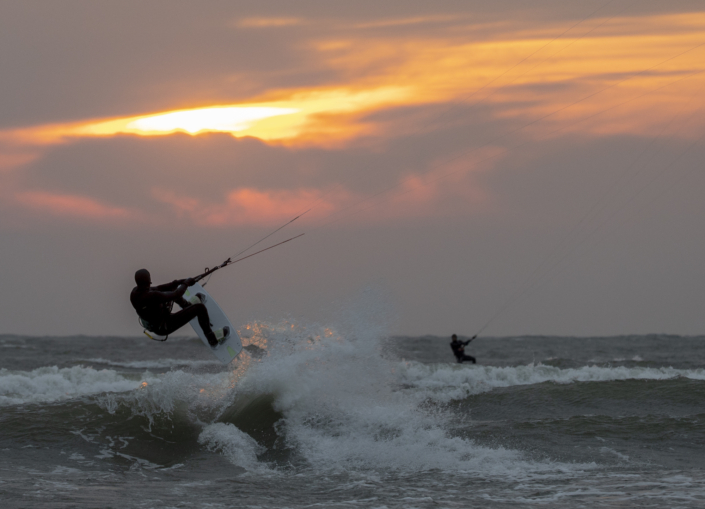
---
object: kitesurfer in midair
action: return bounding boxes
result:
[450,333,476,364]
[130,269,228,346]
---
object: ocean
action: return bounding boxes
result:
[2,323,705,508]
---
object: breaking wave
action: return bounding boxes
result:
[84,357,221,369]
[0,365,160,406]
[87,317,598,477]
[397,362,705,403]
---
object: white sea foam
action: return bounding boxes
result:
[85,358,220,369]
[221,305,594,478]
[0,366,159,406]
[97,369,235,424]
[198,423,266,472]
[397,362,705,403]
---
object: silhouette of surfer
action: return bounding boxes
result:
[450,333,476,364]
[130,269,228,346]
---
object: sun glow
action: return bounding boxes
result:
[5,86,411,146]
[72,105,300,139]
[124,106,298,135]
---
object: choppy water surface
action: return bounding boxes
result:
[1,326,705,508]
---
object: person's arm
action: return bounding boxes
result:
[154,277,195,291]
[464,335,478,346]
[148,284,187,303]
[154,280,181,291]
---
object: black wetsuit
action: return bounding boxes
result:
[450,338,476,364]
[130,279,213,337]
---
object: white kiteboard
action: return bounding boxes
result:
[183,283,242,365]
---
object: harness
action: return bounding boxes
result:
[139,301,174,341]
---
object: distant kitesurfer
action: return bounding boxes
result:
[130,269,229,347]
[450,334,476,364]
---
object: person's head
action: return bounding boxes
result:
[135,269,151,287]
[451,334,458,341]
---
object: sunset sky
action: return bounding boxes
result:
[2,0,705,337]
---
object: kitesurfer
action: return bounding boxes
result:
[130,268,228,346]
[450,333,476,364]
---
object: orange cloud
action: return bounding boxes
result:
[16,191,136,222]
[352,14,463,29]
[338,147,499,221]
[152,187,339,226]
[312,12,705,137]
[6,158,492,227]
[150,175,490,228]
[1,10,704,155]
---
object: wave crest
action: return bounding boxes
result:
[398,362,705,402]
[0,365,155,406]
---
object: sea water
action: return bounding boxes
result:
[1,323,705,508]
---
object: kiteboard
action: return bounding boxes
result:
[183,283,242,365]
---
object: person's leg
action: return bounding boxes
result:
[174,296,191,309]
[163,303,217,344]
[463,354,476,364]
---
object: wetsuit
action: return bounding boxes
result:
[130,279,214,338]
[450,338,476,364]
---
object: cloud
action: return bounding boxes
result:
[15,190,137,222]
[1,10,704,160]
[0,87,413,151]
[1,7,704,230]
[377,147,498,219]
[352,14,462,30]
[235,17,305,28]
[0,152,38,172]
[152,187,338,226]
